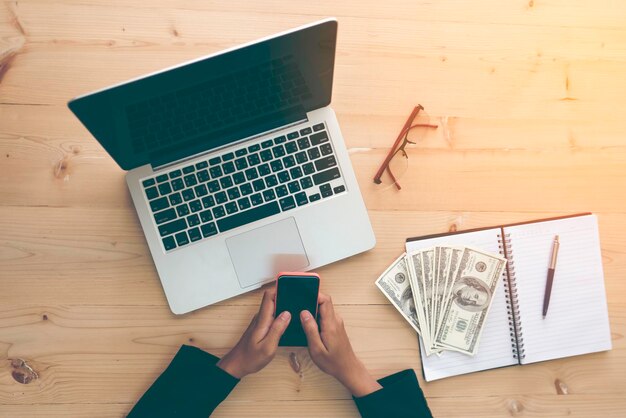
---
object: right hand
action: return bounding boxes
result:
[300,292,382,397]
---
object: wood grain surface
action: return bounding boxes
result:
[1,1,625,417]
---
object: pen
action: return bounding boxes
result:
[542,235,560,319]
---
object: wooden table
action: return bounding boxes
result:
[1,1,625,417]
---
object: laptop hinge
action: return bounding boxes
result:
[152,116,308,172]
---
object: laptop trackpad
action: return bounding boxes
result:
[226,217,309,288]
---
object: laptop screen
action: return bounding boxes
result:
[68,20,337,170]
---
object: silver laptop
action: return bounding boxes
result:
[68,18,375,314]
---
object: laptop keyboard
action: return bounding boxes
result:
[141,122,346,252]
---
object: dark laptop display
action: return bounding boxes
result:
[68,21,337,170]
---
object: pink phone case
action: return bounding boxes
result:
[274,271,320,318]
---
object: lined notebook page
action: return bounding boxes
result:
[406,228,517,381]
[504,214,612,365]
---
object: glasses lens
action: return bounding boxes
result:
[378,149,409,188]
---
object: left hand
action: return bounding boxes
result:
[217,287,291,378]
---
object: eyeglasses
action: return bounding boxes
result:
[373,105,438,190]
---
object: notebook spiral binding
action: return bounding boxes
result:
[498,232,525,362]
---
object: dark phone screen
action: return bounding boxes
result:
[275,275,319,346]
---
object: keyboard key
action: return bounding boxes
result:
[300,177,314,189]
[247,153,261,166]
[175,231,190,246]
[265,175,278,188]
[283,155,296,168]
[227,187,241,200]
[303,163,315,175]
[154,208,177,224]
[162,236,176,251]
[212,205,226,218]
[285,142,298,154]
[145,187,159,200]
[279,196,296,211]
[320,143,333,156]
[196,161,208,170]
[310,131,329,145]
[261,140,273,149]
[176,203,190,217]
[307,147,320,160]
[150,197,169,212]
[313,123,325,132]
[194,184,208,197]
[237,197,251,210]
[295,151,308,164]
[288,181,301,194]
[252,179,265,192]
[235,158,248,170]
[158,218,187,237]
[200,209,213,223]
[182,165,195,174]
[235,148,247,157]
[222,152,235,161]
[290,166,303,179]
[223,161,236,174]
[314,155,337,171]
[188,227,202,242]
[207,180,220,193]
[215,191,227,204]
[197,169,210,182]
[209,166,223,179]
[232,172,246,185]
[260,150,273,162]
[169,192,183,205]
[263,189,276,202]
[245,167,259,181]
[225,202,238,214]
[300,127,312,136]
[220,176,234,189]
[295,192,308,206]
[143,178,156,187]
[169,170,182,178]
[172,178,185,191]
[248,144,261,153]
[187,213,200,226]
[270,160,283,172]
[182,189,195,202]
[313,167,341,185]
[278,171,290,184]
[274,135,287,144]
[238,184,252,197]
[297,137,311,150]
[309,193,321,202]
[333,185,346,194]
[184,174,197,187]
[250,193,264,206]
[216,201,280,233]
[202,195,215,208]
[258,163,271,177]
[190,200,203,212]
[320,184,333,198]
[276,185,288,197]
[209,156,221,166]
[287,131,299,140]
[156,174,169,183]
[201,222,218,238]
[272,145,286,158]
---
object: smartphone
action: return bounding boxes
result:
[274,272,320,346]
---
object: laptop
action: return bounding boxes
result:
[68,18,375,314]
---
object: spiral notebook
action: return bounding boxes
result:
[405,213,612,382]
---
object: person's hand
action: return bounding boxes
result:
[300,293,382,397]
[217,288,291,379]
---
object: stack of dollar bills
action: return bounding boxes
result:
[376,247,507,356]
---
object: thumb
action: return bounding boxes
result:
[262,310,291,347]
[300,310,325,354]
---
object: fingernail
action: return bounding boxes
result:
[280,311,291,321]
[300,310,311,321]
